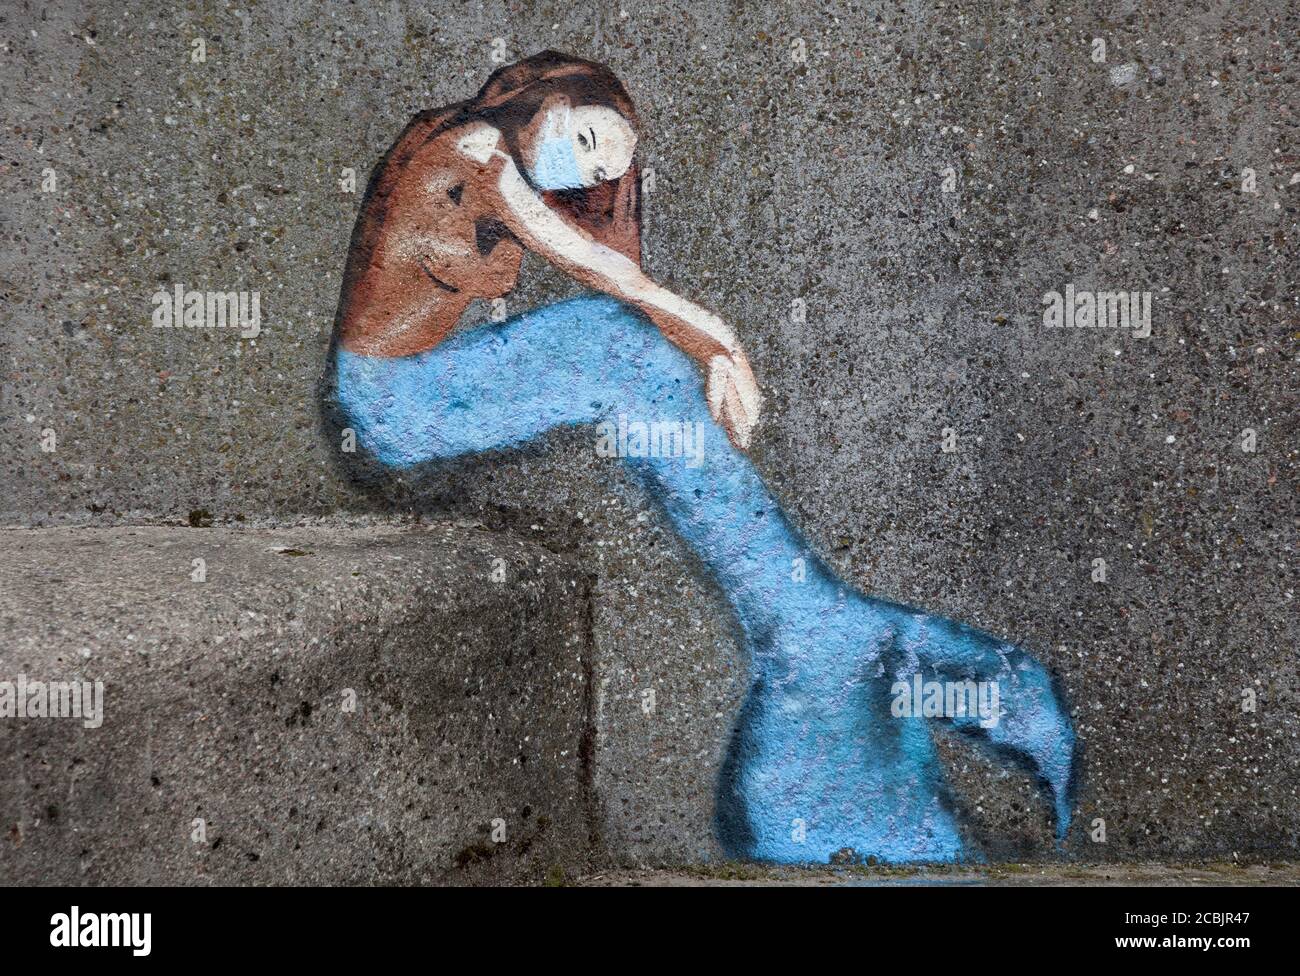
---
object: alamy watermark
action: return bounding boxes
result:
[891,674,1001,729]
[595,414,705,467]
[1042,284,1152,337]
[50,907,150,956]
[1,675,104,729]
[151,283,261,337]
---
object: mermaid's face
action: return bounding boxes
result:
[525,101,636,190]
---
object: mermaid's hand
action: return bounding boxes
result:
[707,348,761,451]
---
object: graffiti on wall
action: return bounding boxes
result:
[327,50,1075,863]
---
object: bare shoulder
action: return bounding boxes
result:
[366,112,494,181]
[383,121,505,201]
[450,121,504,165]
[397,119,503,171]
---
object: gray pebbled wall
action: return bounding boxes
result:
[1,0,1296,864]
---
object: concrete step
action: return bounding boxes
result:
[575,862,1300,887]
[0,524,599,885]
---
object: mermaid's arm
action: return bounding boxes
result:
[475,143,761,448]
[542,161,642,267]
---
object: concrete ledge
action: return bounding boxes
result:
[576,862,1300,887]
[0,524,599,885]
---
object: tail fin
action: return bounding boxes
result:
[897,613,1076,839]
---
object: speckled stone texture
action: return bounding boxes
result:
[0,524,598,884]
[0,0,1295,867]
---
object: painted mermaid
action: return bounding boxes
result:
[328,51,1074,863]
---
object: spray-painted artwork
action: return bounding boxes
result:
[327,51,1075,863]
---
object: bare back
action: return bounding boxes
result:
[337,115,642,358]
[337,117,527,357]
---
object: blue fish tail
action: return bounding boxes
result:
[896,612,1076,839]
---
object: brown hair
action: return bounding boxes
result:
[466,50,643,264]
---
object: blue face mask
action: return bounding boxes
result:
[530,109,586,190]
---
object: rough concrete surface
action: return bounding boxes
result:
[0,524,598,884]
[0,0,1296,870]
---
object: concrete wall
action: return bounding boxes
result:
[2,0,1296,864]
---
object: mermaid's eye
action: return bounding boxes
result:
[577,131,589,150]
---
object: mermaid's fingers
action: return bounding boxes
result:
[729,348,762,424]
[706,355,728,423]
[723,383,750,450]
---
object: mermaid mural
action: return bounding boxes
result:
[327,51,1075,863]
